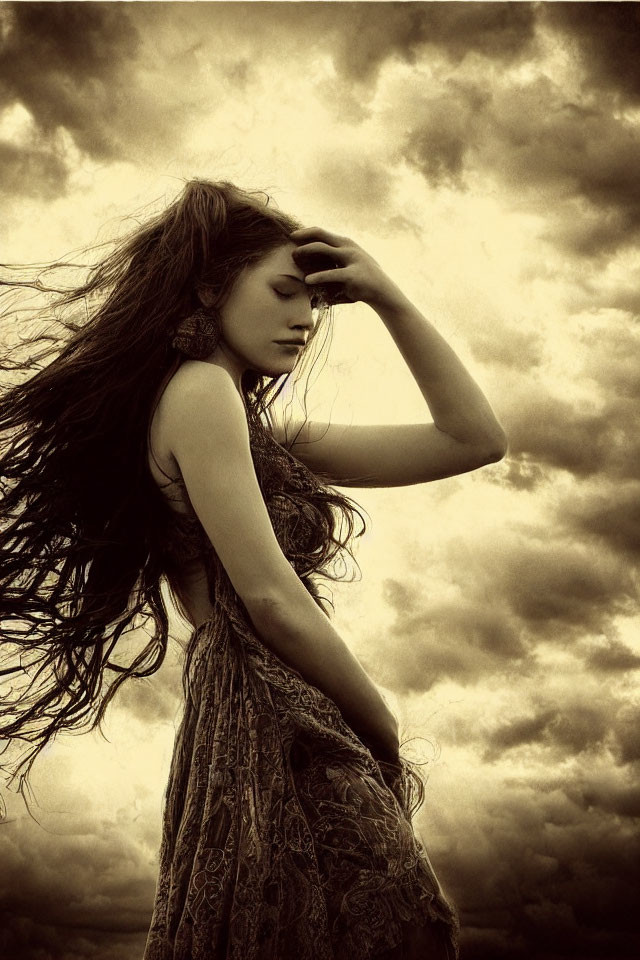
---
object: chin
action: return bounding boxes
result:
[249,361,297,379]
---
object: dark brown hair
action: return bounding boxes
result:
[0,179,366,814]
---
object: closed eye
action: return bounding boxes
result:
[275,287,321,309]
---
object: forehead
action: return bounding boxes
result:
[257,243,303,279]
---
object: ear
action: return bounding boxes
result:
[195,282,216,309]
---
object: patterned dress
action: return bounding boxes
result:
[143,404,460,960]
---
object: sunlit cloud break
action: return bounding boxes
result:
[1,3,639,959]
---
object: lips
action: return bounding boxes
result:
[275,340,306,346]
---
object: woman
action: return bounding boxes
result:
[0,180,506,958]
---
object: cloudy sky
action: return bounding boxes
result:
[1,1,640,958]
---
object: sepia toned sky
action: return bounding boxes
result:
[1,2,639,958]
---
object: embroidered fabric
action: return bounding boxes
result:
[143,407,460,959]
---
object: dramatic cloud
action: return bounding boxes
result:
[485,697,614,762]
[379,524,638,690]
[0,812,153,959]
[328,1,536,83]
[377,577,528,692]
[396,71,640,257]
[0,1,210,199]
[584,636,640,673]
[2,4,639,960]
[542,2,640,103]
[402,78,489,189]
[0,2,140,194]
[560,480,640,560]
[0,139,68,198]
[500,314,640,485]
[449,773,640,959]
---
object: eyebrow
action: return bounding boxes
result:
[276,273,321,306]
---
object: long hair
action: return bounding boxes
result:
[0,179,366,813]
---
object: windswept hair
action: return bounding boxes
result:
[0,179,366,814]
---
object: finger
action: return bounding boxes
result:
[290,226,345,246]
[304,267,349,284]
[292,240,346,261]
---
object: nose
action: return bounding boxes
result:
[288,300,316,334]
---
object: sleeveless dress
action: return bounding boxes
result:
[143,404,460,960]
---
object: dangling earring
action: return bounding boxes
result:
[171,307,222,360]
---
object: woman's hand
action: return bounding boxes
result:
[290,226,403,312]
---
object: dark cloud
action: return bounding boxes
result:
[199,1,535,86]
[380,524,637,694]
[611,705,640,765]
[561,482,640,560]
[0,140,68,198]
[0,919,146,960]
[435,657,639,766]
[567,779,640,820]
[584,637,640,673]
[424,664,640,956]
[502,387,640,483]
[502,321,640,486]
[376,503,640,959]
[172,3,640,261]
[399,70,640,257]
[160,0,635,267]
[0,2,140,158]
[600,283,640,317]
[378,578,529,693]
[446,774,640,959]
[116,670,182,725]
[557,263,640,316]
[490,83,640,211]
[0,635,185,959]
[483,707,559,756]
[310,2,533,131]
[0,2,212,200]
[541,202,638,260]
[487,81,640,257]
[403,80,488,189]
[491,538,637,635]
[581,325,640,401]
[484,701,611,762]
[329,2,536,83]
[0,814,154,960]
[498,459,548,492]
[2,0,636,269]
[503,391,613,478]
[542,2,640,104]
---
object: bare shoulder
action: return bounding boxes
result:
[160,361,247,449]
[162,359,240,407]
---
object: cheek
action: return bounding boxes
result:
[220,299,257,343]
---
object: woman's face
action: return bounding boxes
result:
[215,243,318,382]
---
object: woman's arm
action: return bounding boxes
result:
[248,591,399,762]
[370,287,507,455]
[163,362,399,761]
[277,227,507,486]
